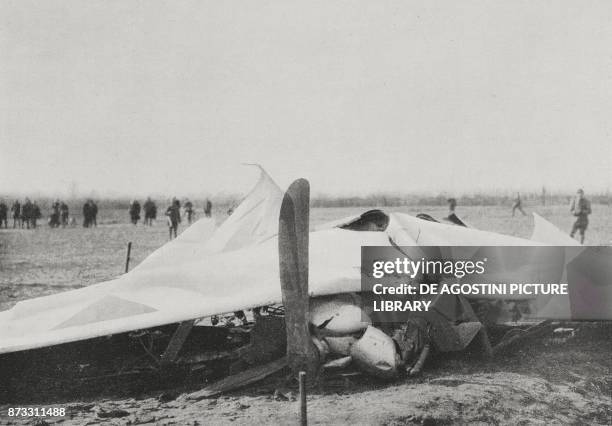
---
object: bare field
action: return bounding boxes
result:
[1,203,610,310]
[0,204,610,425]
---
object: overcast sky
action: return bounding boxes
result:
[1,1,611,198]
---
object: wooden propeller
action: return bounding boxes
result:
[278,179,319,379]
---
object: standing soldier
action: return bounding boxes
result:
[165,198,181,239]
[129,200,141,225]
[570,188,591,244]
[11,200,21,228]
[82,201,91,227]
[60,202,69,227]
[143,197,156,226]
[0,200,7,228]
[512,192,527,216]
[90,200,98,226]
[50,200,61,228]
[204,198,212,218]
[32,202,41,228]
[184,199,194,224]
[22,198,33,229]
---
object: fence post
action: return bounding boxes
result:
[124,242,132,273]
[299,371,307,426]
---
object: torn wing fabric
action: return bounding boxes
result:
[525,213,612,320]
[202,167,284,253]
[531,213,580,246]
[527,213,579,319]
[134,167,282,271]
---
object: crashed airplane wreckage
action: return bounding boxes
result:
[1,168,610,402]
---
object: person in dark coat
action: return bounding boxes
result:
[129,200,141,225]
[82,201,91,228]
[60,202,69,227]
[165,198,181,239]
[570,188,591,244]
[31,202,41,228]
[89,200,98,226]
[143,197,156,226]
[49,200,61,228]
[22,198,33,229]
[0,200,7,228]
[11,200,21,228]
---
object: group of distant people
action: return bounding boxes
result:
[0,199,42,229]
[1,196,218,234]
[164,198,213,240]
[128,198,162,226]
[447,188,592,244]
[2,190,592,244]
[0,199,98,229]
[82,200,98,228]
[129,199,150,226]
[128,197,214,240]
[48,200,71,227]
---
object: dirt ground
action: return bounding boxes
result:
[1,326,610,425]
[0,205,611,425]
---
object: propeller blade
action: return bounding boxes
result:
[278,178,319,377]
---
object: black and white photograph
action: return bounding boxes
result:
[1,1,611,425]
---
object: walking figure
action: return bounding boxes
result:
[512,192,527,216]
[570,189,591,244]
[166,198,181,239]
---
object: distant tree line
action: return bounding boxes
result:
[311,191,612,208]
[2,191,610,214]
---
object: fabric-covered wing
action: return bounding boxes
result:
[0,229,390,354]
[0,166,286,354]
